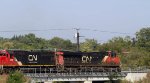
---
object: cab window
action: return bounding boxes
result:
[111,51,116,57]
[0,53,6,56]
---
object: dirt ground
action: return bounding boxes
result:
[0,74,8,83]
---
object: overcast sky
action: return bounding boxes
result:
[0,0,150,43]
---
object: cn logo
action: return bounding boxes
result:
[82,56,92,63]
[28,55,37,62]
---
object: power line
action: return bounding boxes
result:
[0,28,72,32]
[80,29,134,35]
[0,28,135,35]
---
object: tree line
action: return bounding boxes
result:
[0,27,149,67]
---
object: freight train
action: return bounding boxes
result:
[0,49,121,74]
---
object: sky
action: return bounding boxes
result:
[0,0,150,43]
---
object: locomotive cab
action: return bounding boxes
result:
[0,50,18,66]
[102,51,120,65]
[111,51,116,57]
[0,50,10,64]
[0,50,9,58]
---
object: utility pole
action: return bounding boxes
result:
[75,28,80,52]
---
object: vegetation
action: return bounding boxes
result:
[6,71,26,83]
[0,33,76,51]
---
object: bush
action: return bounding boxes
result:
[6,70,26,83]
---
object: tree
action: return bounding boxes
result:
[11,33,51,50]
[3,41,14,49]
[49,37,75,51]
[136,27,150,51]
[101,36,132,53]
[80,39,98,52]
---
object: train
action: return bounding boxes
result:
[0,49,121,74]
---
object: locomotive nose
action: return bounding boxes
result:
[102,51,120,65]
[113,57,120,64]
[102,56,120,64]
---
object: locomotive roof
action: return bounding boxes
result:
[6,49,54,52]
[61,51,107,56]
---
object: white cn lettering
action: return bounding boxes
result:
[82,56,87,63]
[82,56,92,63]
[28,55,37,61]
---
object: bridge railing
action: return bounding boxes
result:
[21,67,127,78]
[121,66,150,73]
[20,67,150,82]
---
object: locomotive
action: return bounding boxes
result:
[0,49,121,73]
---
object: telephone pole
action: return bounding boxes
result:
[75,28,80,52]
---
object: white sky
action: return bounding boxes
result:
[0,0,150,43]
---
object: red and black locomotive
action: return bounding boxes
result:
[0,49,121,73]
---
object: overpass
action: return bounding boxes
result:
[25,72,127,83]
[22,68,127,83]
[22,67,150,83]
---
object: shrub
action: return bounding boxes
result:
[6,70,26,83]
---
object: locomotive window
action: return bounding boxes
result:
[6,54,8,57]
[0,54,3,56]
[10,54,13,58]
[0,53,5,56]
[111,51,116,57]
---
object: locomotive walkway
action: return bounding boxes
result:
[22,67,150,83]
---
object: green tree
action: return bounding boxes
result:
[136,27,150,51]
[110,36,131,52]
[49,37,75,51]
[11,33,51,50]
[80,39,98,52]
[100,36,131,53]
[120,47,150,67]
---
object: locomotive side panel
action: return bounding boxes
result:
[39,51,55,65]
[13,51,55,66]
[63,51,107,66]
[63,52,82,66]
[81,52,106,65]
